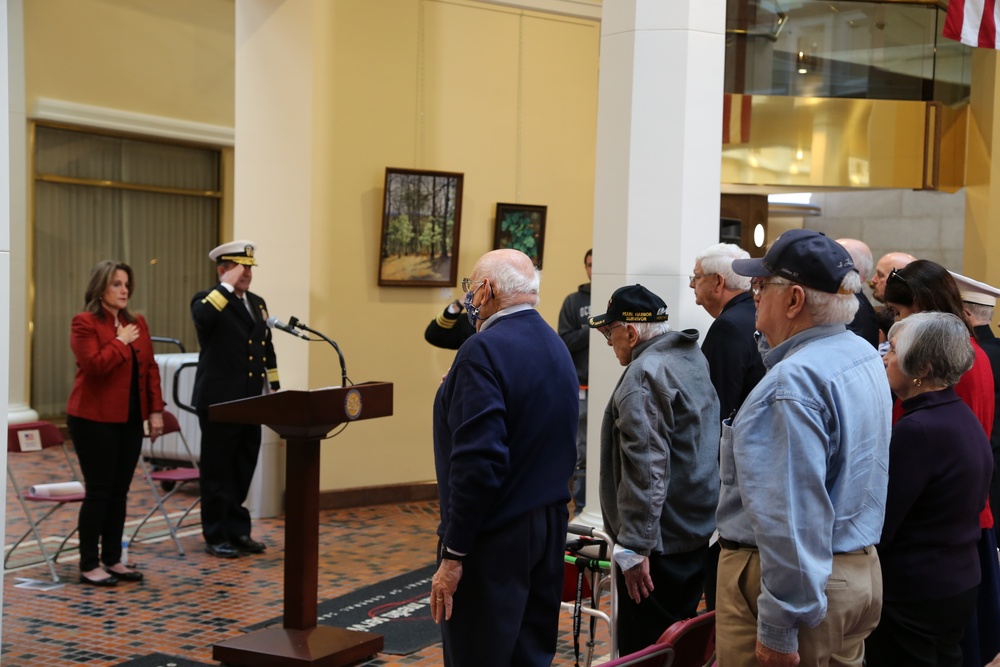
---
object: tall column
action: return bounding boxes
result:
[235,0,316,517]
[1,0,14,625]
[964,50,1000,292]
[581,1,725,525]
[6,0,33,425]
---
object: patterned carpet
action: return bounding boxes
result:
[3,443,611,667]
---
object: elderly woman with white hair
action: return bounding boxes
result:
[866,311,993,667]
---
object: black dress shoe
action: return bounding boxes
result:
[80,573,118,587]
[205,542,241,558]
[106,568,144,582]
[234,535,266,554]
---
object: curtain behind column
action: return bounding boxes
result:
[33,126,219,417]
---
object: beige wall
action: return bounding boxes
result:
[25,0,235,126]
[22,0,600,489]
[309,1,599,487]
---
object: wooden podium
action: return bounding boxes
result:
[208,382,393,667]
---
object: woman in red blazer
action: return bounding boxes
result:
[66,260,164,586]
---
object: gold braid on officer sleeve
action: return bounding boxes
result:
[203,289,229,312]
[435,314,457,329]
[267,368,279,383]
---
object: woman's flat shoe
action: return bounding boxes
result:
[107,569,143,582]
[80,573,118,587]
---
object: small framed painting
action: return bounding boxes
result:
[493,203,547,269]
[378,167,464,287]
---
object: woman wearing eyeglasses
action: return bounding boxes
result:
[881,259,1000,667]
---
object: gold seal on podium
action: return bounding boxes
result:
[345,388,363,420]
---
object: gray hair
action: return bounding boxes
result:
[767,272,861,325]
[804,272,861,325]
[695,243,751,292]
[481,255,541,306]
[965,301,995,327]
[632,320,671,343]
[836,239,874,282]
[888,311,974,387]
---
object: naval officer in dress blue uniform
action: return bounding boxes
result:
[191,240,279,558]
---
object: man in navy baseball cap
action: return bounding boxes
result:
[731,228,857,294]
[715,227,889,667]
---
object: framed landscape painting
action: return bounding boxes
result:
[493,203,547,269]
[378,167,464,287]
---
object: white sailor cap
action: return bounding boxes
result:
[209,240,257,266]
[949,270,1000,307]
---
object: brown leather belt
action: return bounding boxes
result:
[718,537,756,550]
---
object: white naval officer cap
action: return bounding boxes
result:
[949,270,1000,307]
[209,240,257,266]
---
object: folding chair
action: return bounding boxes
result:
[128,410,200,556]
[6,421,86,582]
[563,523,618,666]
[656,610,717,667]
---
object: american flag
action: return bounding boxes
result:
[723,94,752,145]
[943,0,1000,49]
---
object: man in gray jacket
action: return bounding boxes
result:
[590,284,721,655]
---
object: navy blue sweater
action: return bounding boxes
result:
[701,291,764,422]
[879,388,992,601]
[433,308,578,554]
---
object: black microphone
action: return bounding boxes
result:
[266,316,309,340]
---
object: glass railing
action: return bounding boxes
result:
[725,0,970,104]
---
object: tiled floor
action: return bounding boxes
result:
[3,442,612,666]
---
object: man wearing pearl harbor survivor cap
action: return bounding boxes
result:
[191,240,279,559]
[715,229,891,667]
[590,284,720,655]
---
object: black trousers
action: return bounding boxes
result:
[615,544,708,656]
[198,414,260,545]
[441,504,568,667]
[865,586,978,667]
[703,540,720,611]
[67,415,143,572]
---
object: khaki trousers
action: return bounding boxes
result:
[715,546,882,667]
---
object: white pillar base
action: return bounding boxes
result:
[7,403,38,425]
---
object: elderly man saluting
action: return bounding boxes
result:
[430,249,578,667]
[716,229,891,667]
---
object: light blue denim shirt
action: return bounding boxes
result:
[716,323,891,653]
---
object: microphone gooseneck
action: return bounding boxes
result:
[289,318,349,387]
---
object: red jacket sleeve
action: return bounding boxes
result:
[135,315,165,415]
[66,311,165,423]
